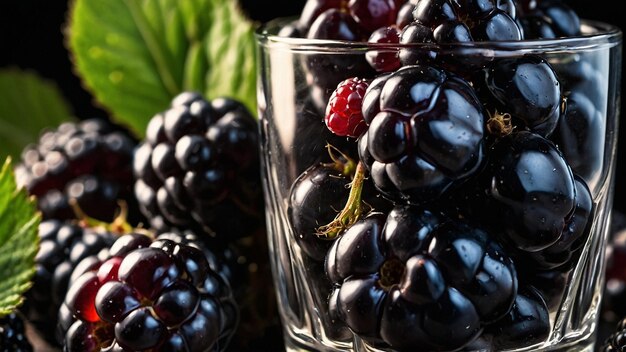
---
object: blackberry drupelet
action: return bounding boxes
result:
[0,313,32,352]
[366,26,402,73]
[15,119,139,224]
[133,92,263,241]
[59,232,239,352]
[22,220,116,345]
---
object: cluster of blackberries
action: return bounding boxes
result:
[6,93,274,351]
[281,0,612,351]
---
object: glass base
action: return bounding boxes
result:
[283,329,597,352]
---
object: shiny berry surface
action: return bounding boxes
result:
[133,92,263,240]
[480,131,576,251]
[482,55,562,136]
[325,77,370,137]
[348,0,398,33]
[288,164,351,261]
[59,233,238,351]
[518,0,581,39]
[326,207,517,351]
[484,287,550,350]
[361,65,485,204]
[366,26,401,72]
[411,0,523,42]
[15,119,139,224]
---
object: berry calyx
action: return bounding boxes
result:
[325,77,370,138]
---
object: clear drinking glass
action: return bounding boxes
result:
[256,18,622,352]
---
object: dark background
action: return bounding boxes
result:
[0,0,624,209]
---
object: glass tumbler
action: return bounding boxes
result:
[256,18,622,352]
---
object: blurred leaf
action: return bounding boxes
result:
[0,158,40,318]
[67,0,258,138]
[0,69,74,161]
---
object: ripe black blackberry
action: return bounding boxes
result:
[21,220,116,345]
[59,231,239,351]
[133,92,263,241]
[517,0,581,39]
[325,208,518,351]
[15,119,140,224]
[0,312,32,352]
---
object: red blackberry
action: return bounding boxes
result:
[299,0,399,40]
[133,92,263,240]
[21,220,116,345]
[59,232,238,351]
[325,77,370,138]
[0,313,32,352]
[15,119,139,224]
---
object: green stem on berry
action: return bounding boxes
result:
[317,161,367,240]
[324,143,357,177]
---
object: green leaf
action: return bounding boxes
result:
[0,158,40,318]
[0,69,74,161]
[67,0,258,138]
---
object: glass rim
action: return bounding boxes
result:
[255,17,622,53]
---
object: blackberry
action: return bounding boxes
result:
[518,0,581,39]
[366,26,402,73]
[326,207,517,351]
[15,119,139,224]
[483,286,550,350]
[407,0,523,44]
[133,92,263,240]
[524,175,594,271]
[288,155,391,261]
[464,131,577,252]
[480,55,563,137]
[359,64,486,204]
[552,56,606,185]
[601,317,626,352]
[299,0,399,39]
[0,313,32,352]
[22,220,116,345]
[289,163,353,261]
[59,232,238,351]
